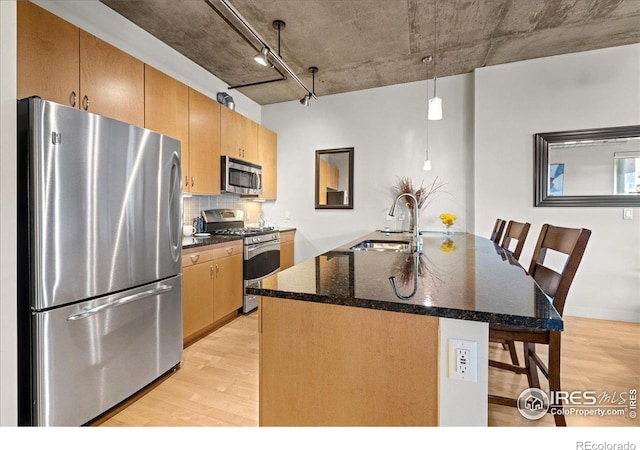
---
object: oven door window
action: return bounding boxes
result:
[244,247,280,280]
[229,168,259,190]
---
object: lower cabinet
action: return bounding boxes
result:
[181,241,243,346]
[280,230,295,270]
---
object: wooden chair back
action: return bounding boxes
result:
[500,220,531,260]
[490,219,506,243]
[528,224,591,316]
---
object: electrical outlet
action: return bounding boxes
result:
[398,211,405,221]
[449,339,477,382]
[386,214,394,221]
[284,211,291,220]
[623,208,633,220]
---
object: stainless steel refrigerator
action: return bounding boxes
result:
[17,97,183,426]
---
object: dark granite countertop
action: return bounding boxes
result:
[246,231,563,331]
[182,234,243,249]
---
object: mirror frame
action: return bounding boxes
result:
[534,125,640,207]
[315,147,354,210]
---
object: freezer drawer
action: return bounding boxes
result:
[31,276,182,426]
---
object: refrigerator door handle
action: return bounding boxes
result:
[169,150,182,264]
[67,284,173,321]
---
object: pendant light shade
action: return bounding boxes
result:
[428,96,442,121]
[423,159,432,171]
[253,46,269,66]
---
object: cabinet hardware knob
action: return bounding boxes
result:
[190,254,200,264]
[226,247,233,255]
[191,176,195,187]
[82,95,89,111]
[70,91,77,108]
[185,176,189,187]
[215,264,220,277]
[210,264,214,278]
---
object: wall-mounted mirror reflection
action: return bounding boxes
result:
[534,125,640,207]
[315,148,354,209]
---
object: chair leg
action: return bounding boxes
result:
[549,332,566,426]
[506,340,519,366]
[524,342,540,389]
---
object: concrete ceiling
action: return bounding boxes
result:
[100,0,640,105]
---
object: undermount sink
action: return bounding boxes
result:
[350,239,411,253]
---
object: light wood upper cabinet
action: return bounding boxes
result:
[145,65,190,190]
[79,30,144,127]
[221,106,258,164]
[258,125,277,200]
[17,1,79,106]
[18,2,144,127]
[188,88,221,195]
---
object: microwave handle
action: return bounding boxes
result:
[256,172,262,190]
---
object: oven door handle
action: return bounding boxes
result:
[245,240,280,258]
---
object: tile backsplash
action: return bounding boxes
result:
[183,194,263,227]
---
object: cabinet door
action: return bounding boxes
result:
[258,125,277,199]
[17,1,79,106]
[241,116,258,164]
[145,65,190,189]
[188,88,221,195]
[182,262,214,341]
[220,106,242,159]
[281,241,294,270]
[79,30,144,127]
[212,254,243,322]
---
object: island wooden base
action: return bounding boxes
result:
[259,296,439,426]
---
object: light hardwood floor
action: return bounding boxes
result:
[101,313,639,427]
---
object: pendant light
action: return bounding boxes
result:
[423,56,433,171]
[428,0,442,121]
[300,67,318,106]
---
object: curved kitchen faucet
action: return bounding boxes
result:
[388,193,422,254]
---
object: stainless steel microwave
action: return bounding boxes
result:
[221,156,262,195]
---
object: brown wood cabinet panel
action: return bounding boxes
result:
[280,241,294,271]
[188,88,221,195]
[258,125,277,200]
[17,1,79,106]
[213,253,243,322]
[144,65,190,189]
[182,261,214,341]
[79,30,144,127]
[220,107,258,164]
[259,297,439,426]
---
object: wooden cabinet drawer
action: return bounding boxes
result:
[182,241,242,268]
[211,241,242,260]
[182,247,214,267]
[280,230,295,243]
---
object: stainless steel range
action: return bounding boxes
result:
[202,209,280,313]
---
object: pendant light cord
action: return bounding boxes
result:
[433,0,438,98]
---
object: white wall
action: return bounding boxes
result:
[0,0,17,427]
[262,74,475,263]
[475,44,640,322]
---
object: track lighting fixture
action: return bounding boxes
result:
[209,0,317,102]
[300,67,318,107]
[253,46,269,66]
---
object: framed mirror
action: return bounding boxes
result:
[534,125,640,206]
[315,147,354,209]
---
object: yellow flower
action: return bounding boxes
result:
[439,213,456,226]
[440,239,456,252]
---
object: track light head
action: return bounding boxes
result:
[300,94,310,106]
[253,47,269,66]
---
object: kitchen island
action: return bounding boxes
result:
[246,231,562,426]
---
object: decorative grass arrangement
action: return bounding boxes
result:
[392,176,446,212]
